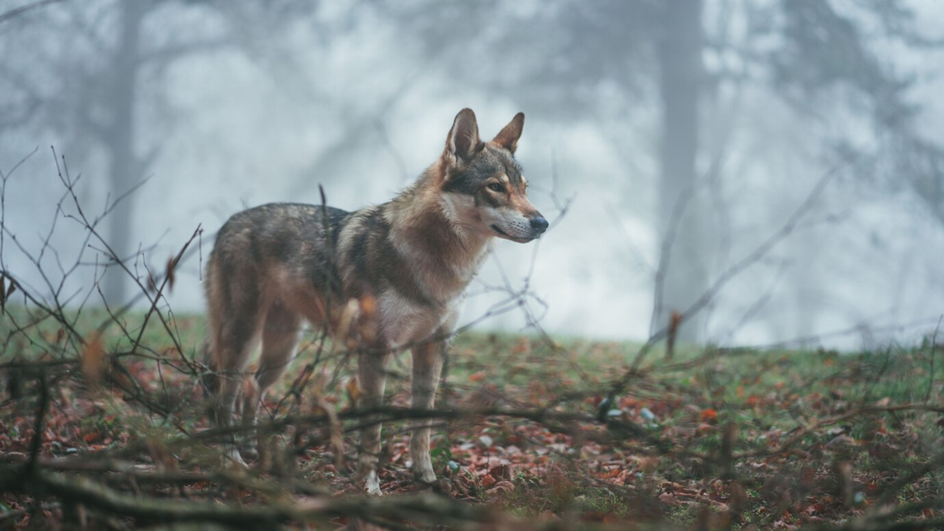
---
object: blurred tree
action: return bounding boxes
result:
[741,0,944,337]
[0,0,317,305]
[389,0,943,342]
[766,0,944,222]
[654,0,707,341]
[389,0,710,340]
[3,0,941,340]
[108,0,145,306]
[1,1,225,303]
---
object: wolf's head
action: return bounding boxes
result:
[437,109,548,243]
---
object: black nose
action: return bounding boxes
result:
[529,215,549,234]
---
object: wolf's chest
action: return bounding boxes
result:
[375,290,462,349]
[386,248,484,346]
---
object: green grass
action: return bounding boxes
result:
[2,308,943,529]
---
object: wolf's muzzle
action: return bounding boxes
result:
[529,215,549,235]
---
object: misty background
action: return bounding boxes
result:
[2,0,943,349]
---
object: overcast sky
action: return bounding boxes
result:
[2,0,944,350]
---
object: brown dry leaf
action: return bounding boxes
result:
[336,298,361,340]
[165,255,177,293]
[469,371,487,382]
[359,294,377,318]
[81,333,104,386]
[346,377,361,403]
[700,408,718,423]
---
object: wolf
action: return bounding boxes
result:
[203,108,547,494]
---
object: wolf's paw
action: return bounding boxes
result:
[412,467,437,486]
[224,448,249,469]
[240,446,259,461]
[363,470,382,496]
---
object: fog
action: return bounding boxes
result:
[3,0,944,350]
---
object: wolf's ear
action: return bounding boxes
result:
[492,112,525,154]
[444,108,482,167]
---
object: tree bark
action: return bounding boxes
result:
[655,0,707,343]
[103,0,144,305]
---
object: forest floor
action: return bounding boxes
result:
[1,310,942,530]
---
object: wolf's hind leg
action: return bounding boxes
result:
[357,350,391,495]
[212,303,262,466]
[410,340,445,484]
[243,302,302,427]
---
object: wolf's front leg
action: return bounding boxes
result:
[357,350,390,495]
[410,339,445,484]
[217,373,249,466]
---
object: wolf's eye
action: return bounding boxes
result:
[487,183,504,193]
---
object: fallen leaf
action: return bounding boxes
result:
[82,333,104,386]
[165,255,177,293]
[345,377,361,402]
[701,408,718,423]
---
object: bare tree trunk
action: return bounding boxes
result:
[655,0,707,342]
[792,235,817,340]
[103,0,143,305]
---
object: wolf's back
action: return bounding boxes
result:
[209,202,349,293]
